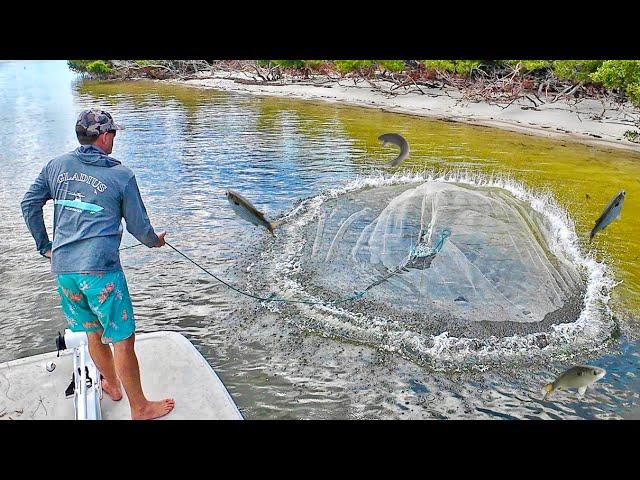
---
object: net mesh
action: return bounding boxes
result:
[299,181,585,335]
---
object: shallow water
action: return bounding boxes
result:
[256,175,603,367]
[1,60,639,419]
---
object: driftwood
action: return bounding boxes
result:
[109,60,214,80]
[96,60,640,133]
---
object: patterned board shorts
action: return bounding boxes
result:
[57,270,135,344]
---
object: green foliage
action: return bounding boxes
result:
[86,60,113,74]
[134,60,158,66]
[452,60,483,75]
[260,60,404,73]
[624,129,640,143]
[258,60,305,68]
[422,60,482,75]
[303,60,325,69]
[505,60,552,72]
[627,82,640,106]
[333,60,375,73]
[589,60,640,106]
[67,60,113,76]
[590,60,640,88]
[67,60,93,72]
[273,60,305,68]
[552,60,603,82]
[422,60,456,72]
[377,60,405,72]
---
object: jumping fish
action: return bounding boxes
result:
[379,133,410,167]
[543,365,606,400]
[226,189,281,235]
[590,190,626,241]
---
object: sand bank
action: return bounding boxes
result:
[167,70,640,153]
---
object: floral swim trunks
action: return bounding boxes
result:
[56,270,135,344]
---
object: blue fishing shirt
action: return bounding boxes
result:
[21,145,159,273]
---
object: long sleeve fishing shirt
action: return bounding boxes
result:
[21,144,159,273]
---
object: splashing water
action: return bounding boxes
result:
[247,169,617,370]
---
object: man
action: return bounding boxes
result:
[21,109,175,420]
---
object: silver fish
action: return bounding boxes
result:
[590,190,625,241]
[226,189,280,235]
[379,133,410,167]
[543,365,606,400]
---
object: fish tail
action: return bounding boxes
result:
[543,383,554,400]
[268,219,283,236]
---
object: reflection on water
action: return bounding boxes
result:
[1,60,639,419]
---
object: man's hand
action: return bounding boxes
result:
[154,231,166,247]
[43,250,52,262]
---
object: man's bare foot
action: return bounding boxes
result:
[101,377,123,401]
[131,399,175,420]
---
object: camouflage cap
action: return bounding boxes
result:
[75,109,124,137]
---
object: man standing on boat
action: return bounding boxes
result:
[21,109,175,420]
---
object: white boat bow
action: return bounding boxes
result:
[0,330,243,420]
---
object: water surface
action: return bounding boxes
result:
[1,61,639,419]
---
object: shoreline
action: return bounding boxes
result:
[159,70,640,155]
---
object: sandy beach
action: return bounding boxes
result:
[167,69,640,154]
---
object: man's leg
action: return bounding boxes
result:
[86,331,122,401]
[113,333,175,420]
[57,273,122,402]
[88,271,174,419]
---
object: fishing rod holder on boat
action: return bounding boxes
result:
[55,330,102,420]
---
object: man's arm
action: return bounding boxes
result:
[21,165,53,257]
[122,175,163,247]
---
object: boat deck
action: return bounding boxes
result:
[0,331,243,420]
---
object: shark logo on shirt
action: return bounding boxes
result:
[55,192,104,214]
